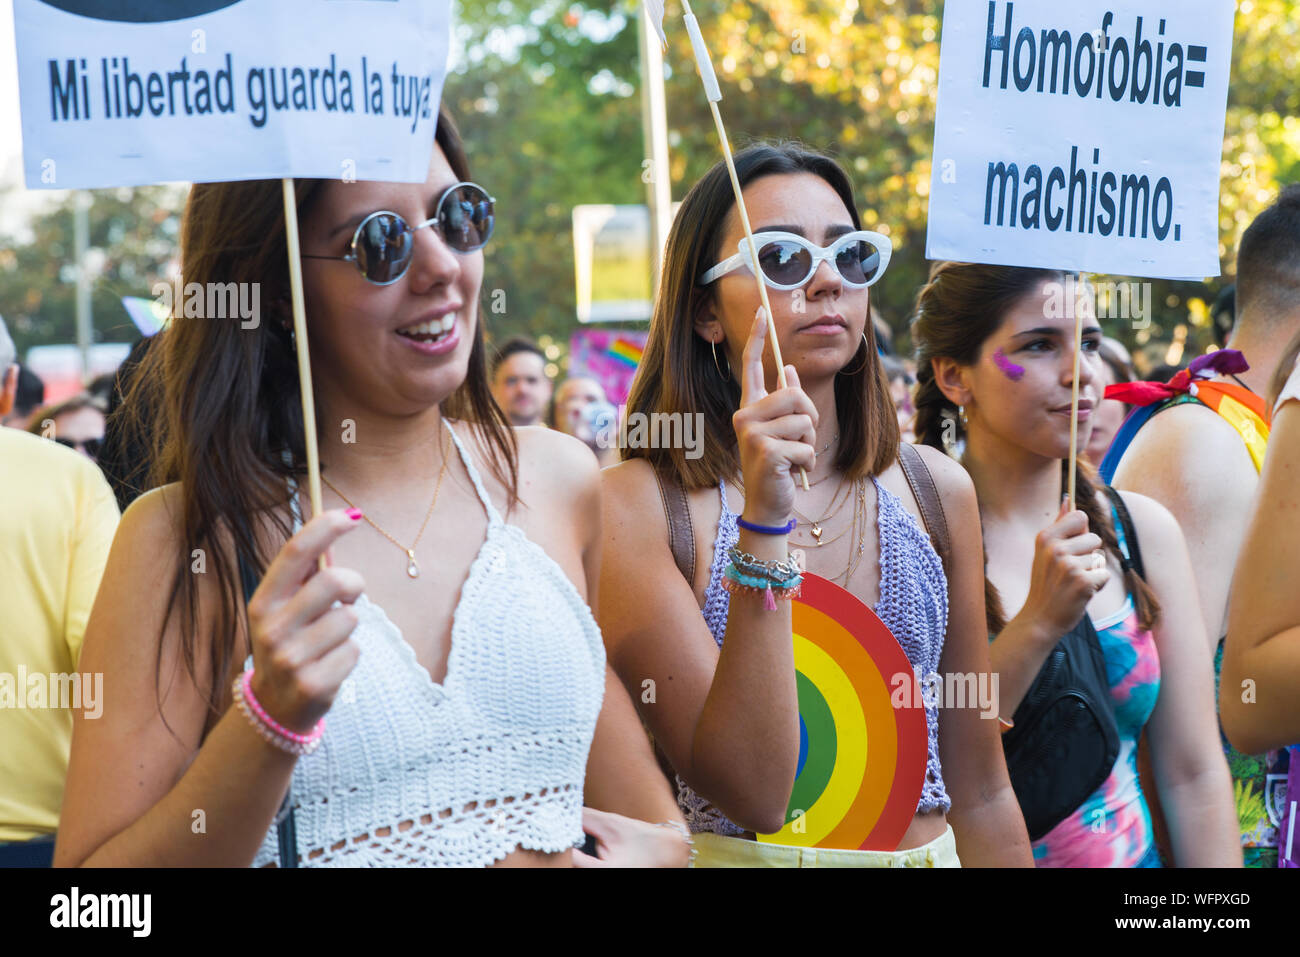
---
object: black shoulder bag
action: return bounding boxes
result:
[999,487,1142,841]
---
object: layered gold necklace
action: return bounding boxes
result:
[733,468,870,586]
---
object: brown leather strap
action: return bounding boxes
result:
[654,466,695,586]
[897,442,950,574]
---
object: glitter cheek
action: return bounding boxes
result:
[992,348,1025,382]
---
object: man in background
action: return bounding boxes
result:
[0,317,120,866]
[491,337,552,428]
[1,362,45,431]
[1103,185,1300,867]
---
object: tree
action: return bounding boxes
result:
[0,184,184,358]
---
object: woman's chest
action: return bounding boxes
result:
[984,535,1128,625]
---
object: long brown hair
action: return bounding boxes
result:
[624,142,898,487]
[911,261,1160,635]
[122,103,517,728]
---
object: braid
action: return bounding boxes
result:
[1068,460,1161,632]
[912,351,955,451]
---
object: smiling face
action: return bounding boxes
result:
[950,280,1104,460]
[696,172,870,386]
[298,144,482,417]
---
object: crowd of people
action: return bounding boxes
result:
[2,103,1297,869]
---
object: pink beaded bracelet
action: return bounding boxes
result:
[231,668,325,756]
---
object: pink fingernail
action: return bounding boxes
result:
[345,508,363,521]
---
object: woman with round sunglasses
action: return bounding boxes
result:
[54,104,691,868]
[599,143,1033,866]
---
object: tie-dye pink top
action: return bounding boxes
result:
[1031,593,1162,867]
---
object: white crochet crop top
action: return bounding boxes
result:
[251,423,606,867]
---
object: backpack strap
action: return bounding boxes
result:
[1102,485,1145,580]
[653,465,696,586]
[235,526,299,870]
[897,442,951,575]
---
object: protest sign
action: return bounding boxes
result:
[13,0,451,189]
[573,204,677,323]
[926,0,1235,280]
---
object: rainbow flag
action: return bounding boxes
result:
[608,338,644,370]
[1101,349,1270,482]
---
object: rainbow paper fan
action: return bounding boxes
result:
[756,573,927,851]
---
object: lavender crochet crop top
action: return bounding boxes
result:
[677,477,951,836]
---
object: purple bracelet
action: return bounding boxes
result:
[736,516,797,535]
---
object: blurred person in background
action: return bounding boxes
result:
[1,364,45,431]
[0,316,120,866]
[553,376,617,467]
[27,393,108,463]
[491,336,551,427]
[86,371,118,406]
[98,336,161,512]
[881,354,916,443]
[1084,337,1136,468]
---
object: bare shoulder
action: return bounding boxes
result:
[906,443,979,527]
[1110,488,1184,553]
[118,482,188,559]
[513,425,600,503]
[1115,401,1256,508]
[599,457,667,532]
[911,443,975,497]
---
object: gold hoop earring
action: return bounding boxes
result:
[838,332,870,377]
[711,337,732,382]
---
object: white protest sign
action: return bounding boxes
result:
[926,0,1235,280]
[13,0,451,189]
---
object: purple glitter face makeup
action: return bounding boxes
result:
[993,348,1025,382]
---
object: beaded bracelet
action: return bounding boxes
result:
[722,564,803,610]
[231,668,325,756]
[724,566,803,591]
[654,820,699,867]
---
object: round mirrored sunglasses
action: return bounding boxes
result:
[303,181,495,285]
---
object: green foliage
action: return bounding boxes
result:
[0,184,184,357]
[2,0,1297,373]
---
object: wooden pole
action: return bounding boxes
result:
[281,177,327,570]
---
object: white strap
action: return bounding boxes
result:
[445,422,502,527]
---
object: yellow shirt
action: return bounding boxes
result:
[0,428,119,841]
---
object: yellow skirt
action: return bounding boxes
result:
[692,825,961,868]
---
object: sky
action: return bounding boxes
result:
[0,0,49,238]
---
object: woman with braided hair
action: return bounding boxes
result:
[911,261,1238,867]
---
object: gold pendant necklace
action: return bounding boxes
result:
[321,421,452,579]
[790,473,852,546]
